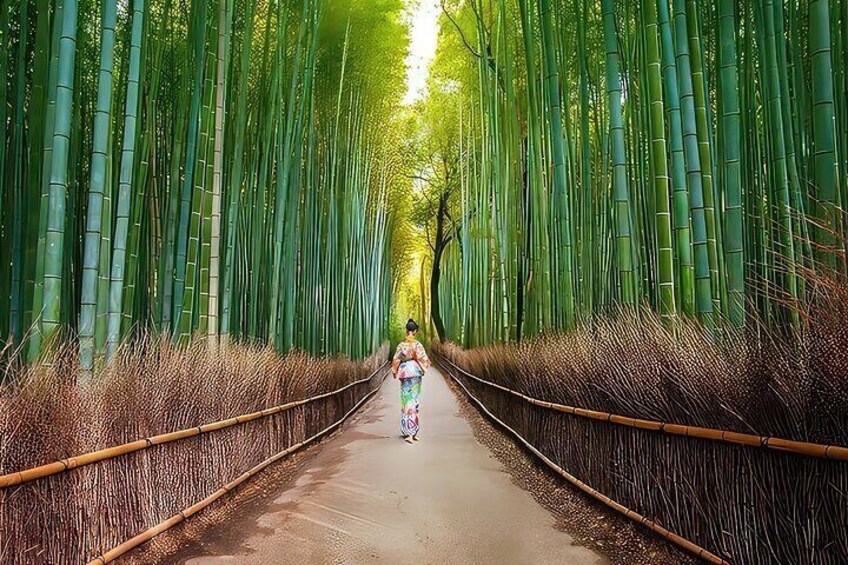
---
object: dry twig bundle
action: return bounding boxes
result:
[0,337,387,564]
[435,288,848,564]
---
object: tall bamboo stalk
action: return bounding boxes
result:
[717,0,744,326]
[79,0,119,374]
[38,0,79,356]
[106,0,147,360]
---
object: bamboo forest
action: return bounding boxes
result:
[1,0,847,564]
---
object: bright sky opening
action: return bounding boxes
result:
[403,0,441,105]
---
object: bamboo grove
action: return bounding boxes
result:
[428,0,848,347]
[0,0,409,371]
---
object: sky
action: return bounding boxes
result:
[403,0,441,105]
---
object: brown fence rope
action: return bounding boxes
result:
[0,362,389,489]
[87,371,385,564]
[436,354,848,462]
[437,357,730,564]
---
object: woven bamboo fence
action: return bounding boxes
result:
[0,339,387,564]
[434,336,848,565]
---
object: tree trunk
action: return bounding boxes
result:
[430,194,449,342]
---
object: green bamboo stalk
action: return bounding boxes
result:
[21,0,51,338]
[180,46,216,340]
[0,2,10,342]
[38,0,79,356]
[79,0,118,374]
[601,0,636,306]
[158,0,188,333]
[269,0,311,347]
[106,0,146,360]
[772,1,810,280]
[810,0,838,268]
[173,0,209,336]
[717,0,744,326]
[208,0,231,342]
[672,0,712,323]
[657,0,694,317]
[196,42,219,336]
[685,0,721,316]
[576,0,593,316]
[28,0,64,361]
[8,0,30,343]
[221,0,255,340]
[0,3,8,247]
[644,0,676,320]
[761,0,800,325]
[538,0,575,329]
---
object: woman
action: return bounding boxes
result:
[392,319,431,444]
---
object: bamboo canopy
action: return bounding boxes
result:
[0,0,408,371]
[424,0,848,346]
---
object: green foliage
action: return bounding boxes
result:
[4,0,848,364]
[0,0,409,369]
[422,0,848,347]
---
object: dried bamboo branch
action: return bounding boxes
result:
[0,362,388,489]
[440,359,730,564]
[436,354,848,462]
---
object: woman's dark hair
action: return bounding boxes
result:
[406,319,419,333]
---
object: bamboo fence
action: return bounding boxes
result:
[435,349,848,564]
[0,363,388,489]
[437,355,848,462]
[0,355,387,564]
[87,378,383,564]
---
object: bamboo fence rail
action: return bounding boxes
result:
[0,362,388,489]
[436,355,848,462]
[436,353,729,564]
[87,376,384,564]
[435,344,848,563]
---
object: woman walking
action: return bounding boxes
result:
[392,319,431,444]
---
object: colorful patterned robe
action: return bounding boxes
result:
[394,338,430,436]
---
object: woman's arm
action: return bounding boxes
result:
[391,343,405,377]
[415,343,431,370]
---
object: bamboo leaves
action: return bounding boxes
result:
[431,0,847,346]
[3,0,403,371]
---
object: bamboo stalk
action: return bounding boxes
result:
[87,375,384,565]
[0,362,388,489]
[440,356,730,565]
[435,354,848,462]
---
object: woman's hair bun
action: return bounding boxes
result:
[406,318,419,332]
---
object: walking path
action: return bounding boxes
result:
[176,367,604,564]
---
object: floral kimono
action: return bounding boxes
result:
[394,337,431,437]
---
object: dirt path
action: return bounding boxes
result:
[174,368,605,564]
